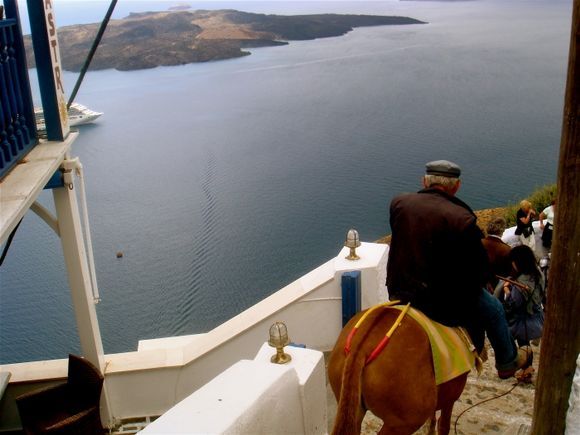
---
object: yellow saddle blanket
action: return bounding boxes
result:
[392,305,478,385]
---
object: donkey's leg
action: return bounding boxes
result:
[427,412,437,435]
[437,404,454,435]
[436,373,468,435]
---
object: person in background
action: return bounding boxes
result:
[387,160,531,379]
[501,245,545,357]
[539,200,556,249]
[482,216,512,290]
[515,200,536,251]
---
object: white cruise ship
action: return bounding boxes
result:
[35,102,103,130]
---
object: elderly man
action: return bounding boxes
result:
[386,160,529,379]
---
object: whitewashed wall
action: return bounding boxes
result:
[1,242,388,429]
[141,343,327,434]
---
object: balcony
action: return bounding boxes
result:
[0,6,38,180]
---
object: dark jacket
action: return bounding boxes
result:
[515,208,534,237]
[386,188,490,328]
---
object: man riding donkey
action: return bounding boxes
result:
[328,160,532,435]
[387,160,531,379]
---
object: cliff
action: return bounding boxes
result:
[376,207,508,244]
[24,9,426,71]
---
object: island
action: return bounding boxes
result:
[168,4,192,11]
[24,9,426,71]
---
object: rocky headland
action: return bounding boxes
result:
[376,207,507,244]
[24,9,426,71]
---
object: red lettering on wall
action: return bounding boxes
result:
[45,0,53,11]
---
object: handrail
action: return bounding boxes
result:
[0,6,38,180]
[0,18,17,27]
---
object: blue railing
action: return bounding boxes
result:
[0,11,38,180]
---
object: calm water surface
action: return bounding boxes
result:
[0,0,571,363]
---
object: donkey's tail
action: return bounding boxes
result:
[331,345,367,435]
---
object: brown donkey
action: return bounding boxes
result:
[328,307,468,435]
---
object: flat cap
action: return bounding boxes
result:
[425,160,461,178]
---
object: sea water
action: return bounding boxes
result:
[0,0,571,364]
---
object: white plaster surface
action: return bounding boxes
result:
[254,343,327,435]
[140,362,302,434]
[0,134,77,244]
[137,334,206,351]
[141,343,326,434]
[335,242,389,309]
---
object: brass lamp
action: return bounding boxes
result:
[268,322,292,364]
[345,228,361,260]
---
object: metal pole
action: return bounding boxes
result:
[531,0,580,432]
[67,0,117,109]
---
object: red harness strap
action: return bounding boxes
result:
[344,301,400,355]
[366,303,410,365]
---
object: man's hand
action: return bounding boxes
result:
[503,281,511,297]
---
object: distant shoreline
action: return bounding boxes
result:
[24,9,426,72]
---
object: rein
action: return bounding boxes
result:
[496,275,531,292]
[453,379,529,434]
